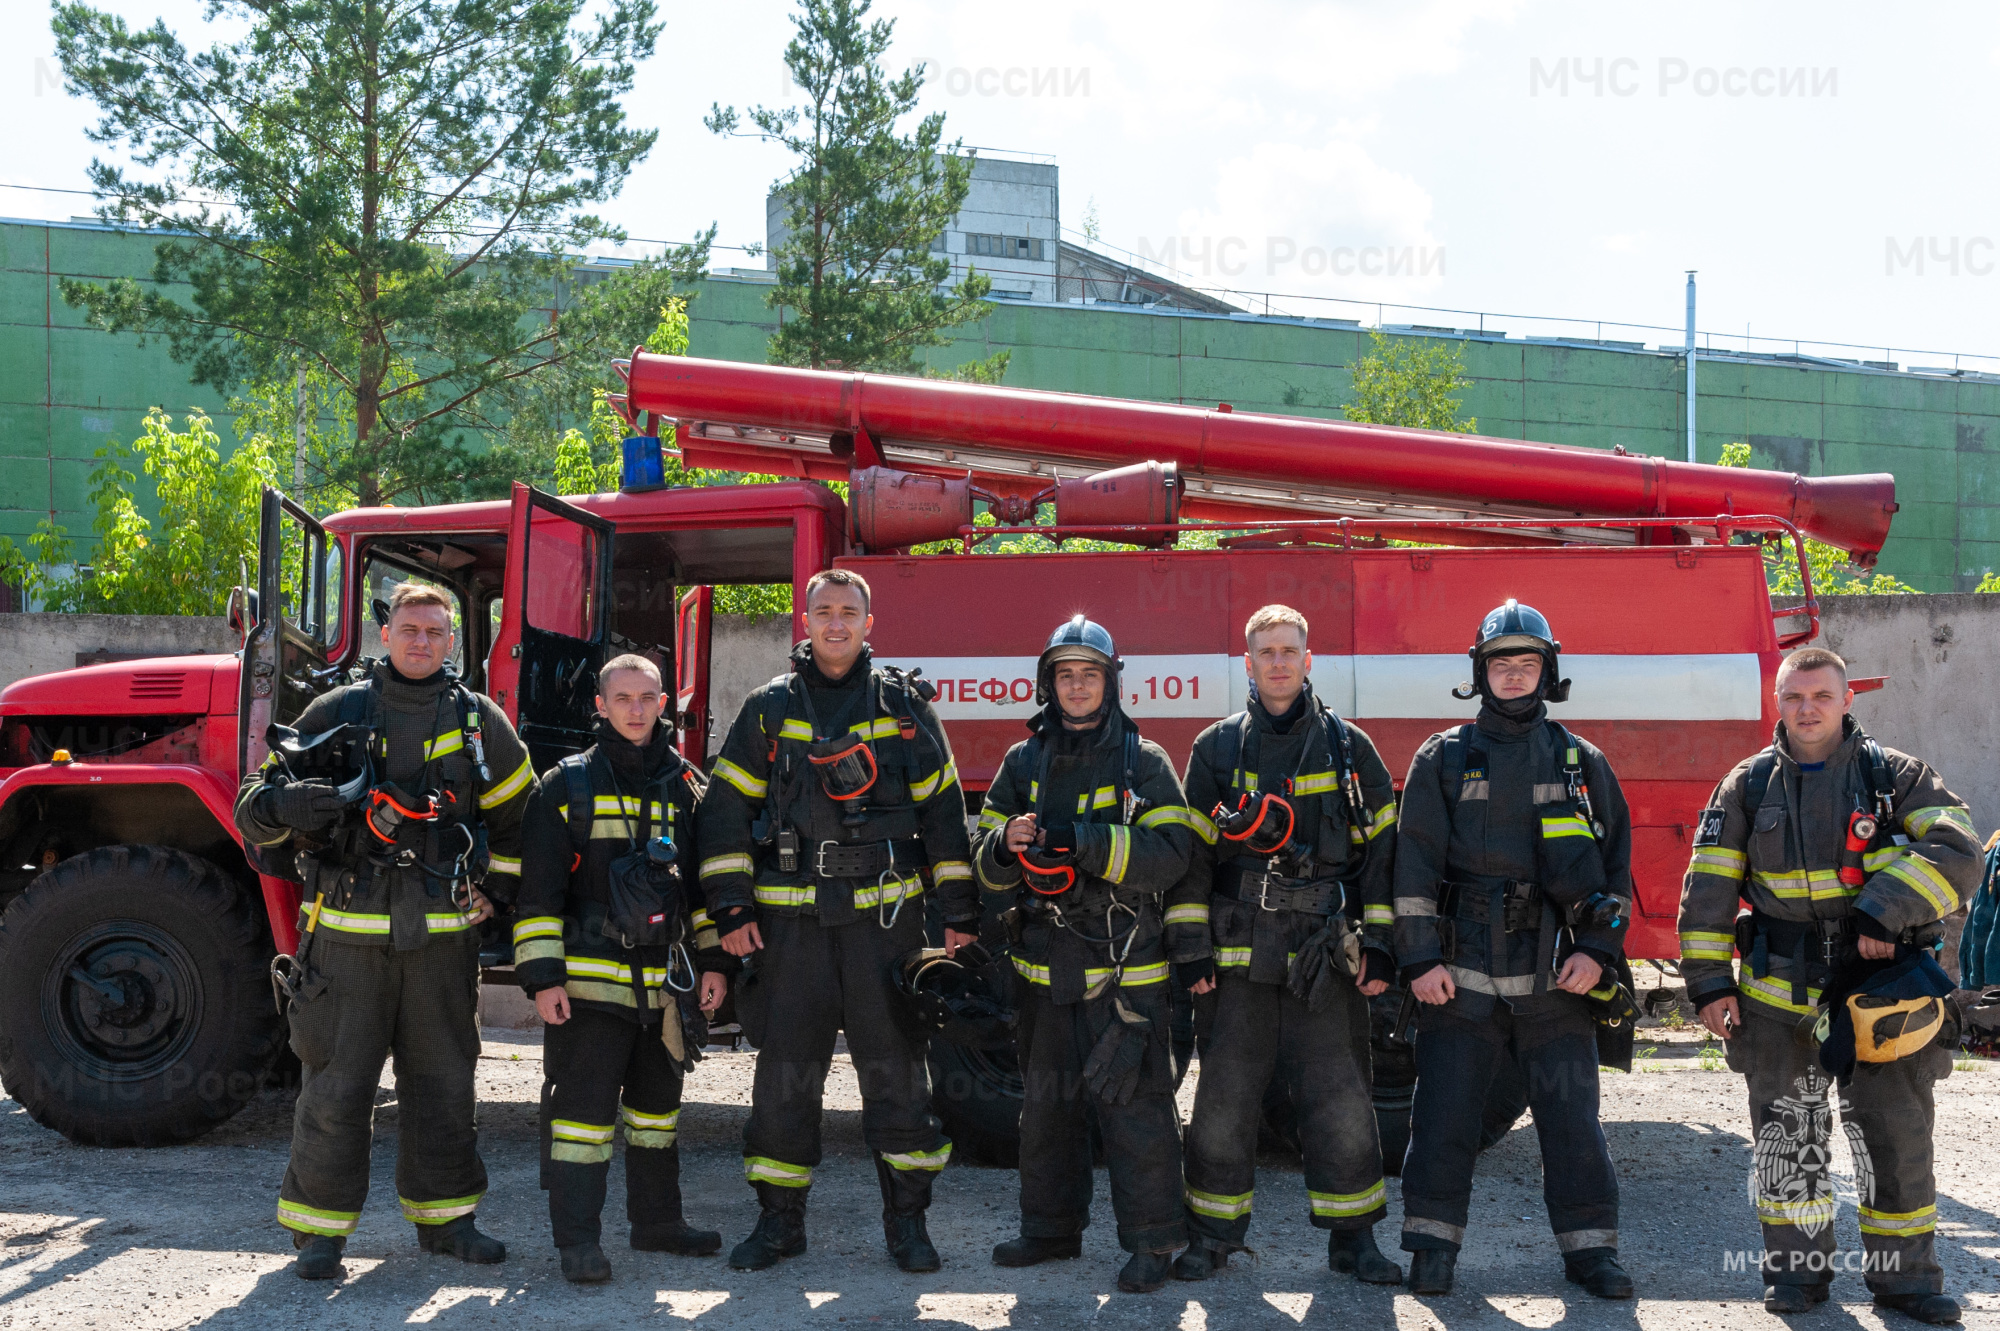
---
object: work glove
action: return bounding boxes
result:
[257,779,347,833]
[1082,993,1152,1105]
[1173,956,1217,992]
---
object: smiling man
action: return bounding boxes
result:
[1679,647,1979,1325]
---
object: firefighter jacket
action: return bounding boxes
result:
[235,660,534,951]
[963,704,1199,1003]
[1178,686,1400,982]
[696,642,971,925]
[512,718,731,1022]
[1677,716,1979,1020]
[1393,702,1633,1021]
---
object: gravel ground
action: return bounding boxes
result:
[3,1016,1998,1330]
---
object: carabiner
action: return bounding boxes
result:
[664,941,697,994]
[1106,900,1139,966]
[877,869,916,930]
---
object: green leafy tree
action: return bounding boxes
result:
[706,0,1004,380]
[53,0,710,508]
[1974,571,2000,593]
[1718,443,1920,595]
[0,409,275,614]
[1342,330,1477,433]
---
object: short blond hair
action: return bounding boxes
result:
[1244,604,1309,649]
[387,581,453,622]
[598,653,663,691]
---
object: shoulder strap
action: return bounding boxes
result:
[1439,723,1481,805]
[1219,710,1253,795]
[1745,748,1778,813]
[1859,737,1896,814]
[455,684,491,781]
[1120,724,1140,824]
[559,753,594,853]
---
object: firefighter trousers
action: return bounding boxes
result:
[1401,1001,1618,1259]
[1727,1004,1947,1296]
[1016,979,1186,1254]
[277,932,486,1240]
[737,908,949,1216]
[1184,971,1385,1248]
[540,1005,690,1249]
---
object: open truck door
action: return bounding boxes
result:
[674,585,713,763]
[241,487,343,782]
[489,484,616,774]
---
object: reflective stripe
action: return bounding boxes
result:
[1742,972,1821,1014]
[1689,847,1747,880]
[566,957,670,986]
[1186,1187,1253,1219]
[1290,770,1339,796]
[552,1119,616,1143]
[1075,785,1119,814]
[1447,966,1535,996]
[932,860,973,885]
[1309,1181,1386,1217]
[881,1144,953,1172]
[514,938,565,964]
[910,762,959,801]
[850,717,901,741]
[745,1157,812,1187]
[1012,957,1169,987]
[401,1192,483,1224]
[977,851,1017,892]
[713,757,768,798]
[1236,772,1260,794]
[1187,808,1219,844]
[1163,903,1209,927]
[567,978,668,1009]
[1880,854,1959,916]
[277,1199,360,1236]
[623,1106,680,1148]
[854,878,924,910]
[1137,805,1203,834]
[1214,947,1253,968]
[1541,815,1594,840]
[424,913,477,934]
[1858,1204,1937,1236]
[1364,804,1397,840]
[424,729,464,761]
[480,756,533,809]
[513,916,564,942]
[1556,1228,1619,1254]
[702,853,755,881]
[1403,1217,1464,1245]
[756,883,815,908]
[1863,845,1903,872]
[1103,825,1132,885]
[1394,896,1437,917]
[1904,806,1973,841]
[690,908,712,932]
[778,718,814,742]
[1459,780,1491,802]
[486,853,521,876]
[622,1106,680,1130]
[1757,1195,1836,1229]
[1362,904,1393,927]
[317,907,391,935]
[976,808,1010,831]
[553,1142,613,1164]
[1754,868,1850,902]
[1679,931,1735,962]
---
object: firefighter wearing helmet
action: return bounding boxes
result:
[1391,599,1637,1299]
[233,581,535,1280]
[1171,605,1404,1285]
[1679,646,1978,1325]
[952,614,1202,1293]
[695,568,972,1275]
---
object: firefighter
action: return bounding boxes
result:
[1680,647,1979,1325]
[513,654,734,1283]
[236,581,534,1281]
[1392,600,1634,1299]
[696,568,972,1273]
[956,615,1200,1294]
[1172,604,1402,1285]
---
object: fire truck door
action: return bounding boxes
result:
[674,585,714,762]
[240,487,341,781]
[490,484,616,772]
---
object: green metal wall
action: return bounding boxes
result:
[8,218,1998,592]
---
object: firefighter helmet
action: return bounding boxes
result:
[1459,599,1571,704]
[1035,615,1123,706]
[893,945,1014,1049]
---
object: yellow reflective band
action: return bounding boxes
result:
[317,908,391,935]
[1137,804,1202,833]
[1753,868,1845,901]
[565,978,669,1009]
[486,853,521,876]
[932,861,973,884]
[1541,815,1594,840]
[1290,771,1339,796]
[1187,807,1219,844]
[1186,1188,1253,1219]
[851,717,901,741]
[1743,973,1821,1015]
[690,908,712,931]
[1011,957,1168,987]
[424,729,464,761]
[745,1157,812,1187]
[778,718,814,742]
[553,1141,614,1163]
[1365,804,1398,840]
[1904,806,1973,841]
[977,808,1010,831]
[1881,854,1959,916]
[563,957,671,986]
[1104,825,1132,885]
[1163,903,1209,927]
[976,853,1015,893]
[1858,1205,1937,1236]
[277,1200,361,1236]
[1363,904,1394,926]
[401,1192,483,1224]
[424,913,477,933]
[1029,780,1040,800]
[622,1106,680,1130]
[755,883,816,908]
[702,853,755,881]
[1757,1195,1836,1228]
[551,1119,616,1143]
[910,762,959,801]
[1237,772,1260,794]
[1215,946,1253,968]
[514,938,564,964]
[480,756,533,809]
[1679,931,1735,961]
[713,757,768,799]
[1309,1181,1387,1216]
[1689,847,1746,880]
[1863,846,1903,872]
[854,878,924,910]
[513,916,564,941]
[1075,786,1119,814]
[881,1145,953,1172]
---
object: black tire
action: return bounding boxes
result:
[0,846,284,1146]
[928,1036,1022,1167]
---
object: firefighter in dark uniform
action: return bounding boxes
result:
[1392,600,1634,1299]
[697,568,972,1273]
[514,654,734,1283]
[1680,647,1979,1325]
[235,582,533,1280]
[1172,604,1403,1285]
[956,615,1200,1294]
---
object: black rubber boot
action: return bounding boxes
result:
[1564,1251,1634,1299]
[886,1213,941,1273]
[559,1241,613,1284]
[1117,1250,1176,1293]
[1874,1293,1962,1326]
[1172,1244,1229,1281]
[1408,1248,1456,1295]
[1330,1228,1404,1284]
[1764,1285,1830,1314]
[417,1215,506,1264]
[992,1234,1082,1267]
[293,1234,346,1281]
[632,1222,723,1256]
[729,1210,807,1270]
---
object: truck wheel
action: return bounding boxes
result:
[0,846,283,1146]
[928,1037,1021,1167]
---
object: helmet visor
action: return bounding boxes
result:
[808,737,879,801]
[1214,792,1295,857]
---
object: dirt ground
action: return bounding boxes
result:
[3,1014,1999,1330]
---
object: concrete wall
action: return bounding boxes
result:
[0,613,237,693]
[1818,594,2000,839]
[705,614,795,756]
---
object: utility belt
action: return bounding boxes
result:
[1217,867,1346,917]
[1019,878,1154,926]
[1740,908,1944,1007]
[800,836,927,881]
[574,898,688,951]
[1440,879,1544,933]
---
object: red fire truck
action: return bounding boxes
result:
[0,354,1894,1152]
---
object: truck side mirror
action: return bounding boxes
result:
[227,586,259,634]
[372,597,391,628]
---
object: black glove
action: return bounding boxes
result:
[713,905,760,946]
[1358,947,1394,989]
[257,779,347,832]
[1036,822,1079,858]
[1173,956,1217,992]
